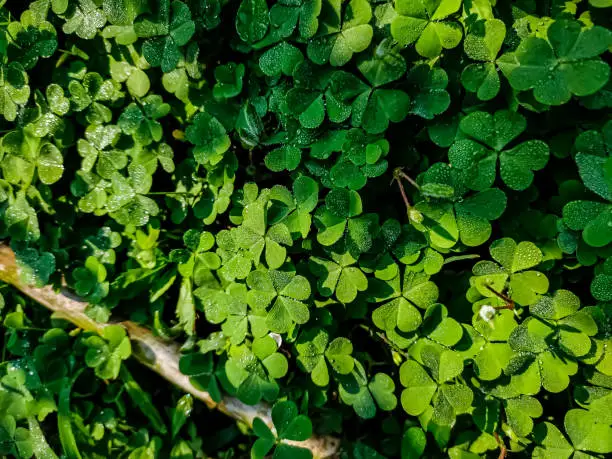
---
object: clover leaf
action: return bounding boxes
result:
[268,0,321,42]
[68,72,122,124]
[505,291,597,393]
[118,95,170,146]
[171,230,221,278]
[313,128,389,190]
[213,62,245,99]
[185,112,231,165]
[406,65,450,120]
[61,0,107,39]
[6,15,57,70]
[265,145,302,172]
[329,71,410,134]
[0,63,31,122]
[179,352,222,402]
[563,200,612,248]
[296,328,354,386]
[195,282,268,344]
[368,268,439,334]
[252,400,313,459]
[105,169,160,227]
[72,256,109,303]
[109,59,151,98]
[314,189,378,252]
[83,325,132,380]
[0,416,33,458]
[284,176,319,239]
[283,61,335,129]
[307,0,373,67]
[338,361,397,419]
[310,250,368,304]
[504,396,543,437]
[12,244,56,287]
[84,226,122,264]
[415,163,507,248]
[582,302,612,375]
[534,410,612,458]
[234,198,293,269]
[591,257,612,302]
[449,110,550,191]
[135,0,196,72]
[247,269,311,333]
[225,335,288,404]
[400,359,473,426]
[498,19,612,105]
[464,309,518,381]
[461,19,506,101]
[259,42,304,77]
[391,0,463,58]
[1,129,64,186]
[4,193,41,243]
[215,229,255,281]
[574,121,612,201]
[471,237,548,306]
[236,0,270,43]
[357,39,406,88]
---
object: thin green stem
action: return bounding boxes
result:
[144,191,196,196]
[444,254,481,264]
[397,170,420,190]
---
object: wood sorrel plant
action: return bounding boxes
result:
[0,0,612,458]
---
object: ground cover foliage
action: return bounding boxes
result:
[0,0,612,457]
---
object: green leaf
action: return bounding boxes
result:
[236,0,269,43]
[307,0,373,66]
[84,325,132,380]
[247,269,311,333]
[5,194,40,242]
[357,39,406,87]
[296,328,354,386]
[339,362,397,419]
[461,62,500,101]
[400,360,437,417]
[120,366,168,435]
[213,63,245,99]
[504,396,543,437]
[533,422,574,459]
[14,246,55,287]
[499,19,612,105]
[265,146,302,172]
[391,0,463,58]
[137,1,196,72]
[177,276,196,335]
[449,110,549,191]
[0,63,30,121]
[0,416,33,458]
[565,409,612,453]
[185,112,231,165]
[574,122,612,201]
[62,0,107,39]
[271,400,312,440]
[531,289,580,321]
[406,65,450,120]
[259,42,304,77]
[402,427,427,459]
[464,19,505,62]
[490,238,543,274]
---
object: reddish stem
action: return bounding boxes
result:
[485,285,515,310]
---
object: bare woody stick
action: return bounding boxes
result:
[0,244,340,458]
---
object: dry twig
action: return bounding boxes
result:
[0,244,340,458]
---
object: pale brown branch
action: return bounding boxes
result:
[0,244,340,458]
